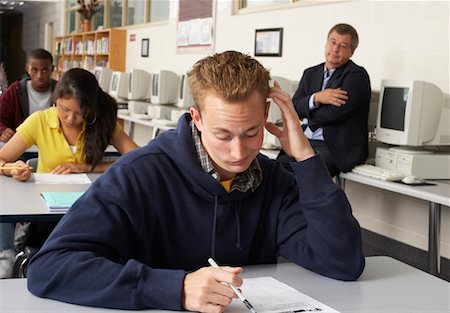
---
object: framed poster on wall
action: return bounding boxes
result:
[141,38,149,57]
[176,0,215,53]
[254,28,283,57]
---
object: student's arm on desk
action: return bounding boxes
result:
[275,156,365,281]
[267,82,365,281]
[0,132,32,181]
[27,165,186,310]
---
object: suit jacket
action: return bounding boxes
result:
[293,60,371,172]
[0,77,57,134]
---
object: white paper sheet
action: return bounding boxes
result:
[34,173,91,184]
[227,277,339,313]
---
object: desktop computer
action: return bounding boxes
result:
[375,147,450,179]
[370,80,450,179]
[147,104,174,120]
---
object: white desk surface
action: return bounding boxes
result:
[340,172,450,207]
[0,257,448,312]
[0,173,100,221]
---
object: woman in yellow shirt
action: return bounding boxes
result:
[0,68,139,180]
[0,68,138,278]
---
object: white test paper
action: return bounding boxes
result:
[226,277,339,313]
[34,173,91,184]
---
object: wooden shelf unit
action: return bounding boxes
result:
[53,29,126,79]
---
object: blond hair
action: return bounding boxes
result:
[187,51,271,111]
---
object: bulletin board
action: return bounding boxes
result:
[176,0,215,53]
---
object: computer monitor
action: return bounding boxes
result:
[375,80,447,147]
[109,71,129,99]
[128,68,151,100]
[177,73,195,108]
[151,70,180,105]
[93,66,112,91]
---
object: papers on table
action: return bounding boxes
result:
[41,192,84,212]
[227,277,339,313]
[34,173,91,184]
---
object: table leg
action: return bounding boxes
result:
[428,202,441,275]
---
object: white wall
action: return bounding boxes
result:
[21,1,63,55]
[125,0,449,94]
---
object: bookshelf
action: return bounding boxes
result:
[53,29,126,79]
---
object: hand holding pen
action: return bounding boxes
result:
[208,258,257,313]
[182,258,245,313]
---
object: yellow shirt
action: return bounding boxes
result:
[220,179,233,192]
[16,107,122,173]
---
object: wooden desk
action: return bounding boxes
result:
[339,172,450,276]
[0,174,100,222]
[0,257,448,312]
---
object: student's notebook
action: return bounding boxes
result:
[41,192,84,212]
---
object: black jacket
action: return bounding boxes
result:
[293,60,371,172]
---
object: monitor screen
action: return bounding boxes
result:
[109,71,128,99]
[94,69,101,80]
[177,73,195,108]
[379,87,408,131]
[179,74,185,99]
[111,74,118,91]
[152,73,159,97]
[93,66,112,91]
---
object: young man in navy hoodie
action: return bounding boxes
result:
[27,51,365,312]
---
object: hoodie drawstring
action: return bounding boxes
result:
[211,195,218,259]
[211,197,243,259]
[234,201,242,250]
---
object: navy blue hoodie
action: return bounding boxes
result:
[28,114,364,310]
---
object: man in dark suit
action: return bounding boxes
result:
[277,23,371,177]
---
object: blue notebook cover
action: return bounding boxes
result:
[41,192,84,212]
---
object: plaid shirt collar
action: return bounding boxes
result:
[190,120,262,192]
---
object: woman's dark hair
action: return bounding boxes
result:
[52,68,118,169]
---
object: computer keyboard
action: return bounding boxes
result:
[352,164,405,181]
[151,119,177,127]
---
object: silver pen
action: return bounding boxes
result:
[207,258,257,313]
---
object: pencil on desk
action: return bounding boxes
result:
[0,166,33,170]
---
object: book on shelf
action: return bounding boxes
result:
[40,192,84,212]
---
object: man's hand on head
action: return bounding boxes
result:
[314,87,348,107]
